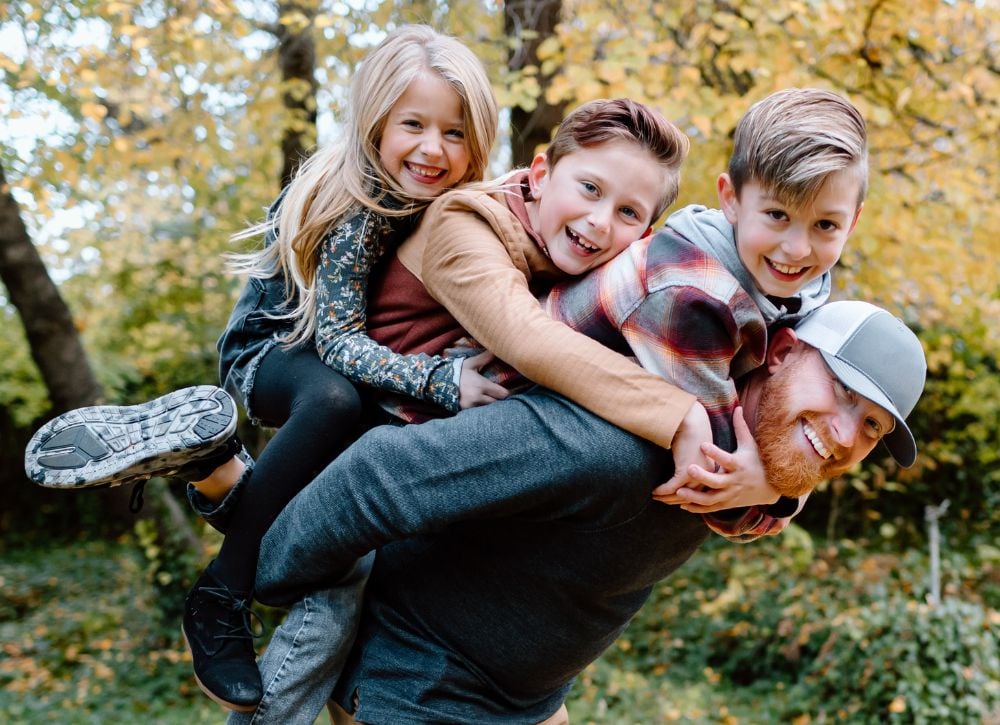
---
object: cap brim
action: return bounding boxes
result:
[818,350,917,467]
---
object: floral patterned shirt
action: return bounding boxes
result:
[313,204,460,412]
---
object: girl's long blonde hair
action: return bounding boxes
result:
[232,25,498,347]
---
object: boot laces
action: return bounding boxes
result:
[199,584,264,642]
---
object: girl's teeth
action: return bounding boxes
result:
[407,163,443,178]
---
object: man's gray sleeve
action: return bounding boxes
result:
[255,387,670,606]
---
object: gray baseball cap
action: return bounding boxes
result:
[794,300,927,467]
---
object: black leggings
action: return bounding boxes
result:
[207,344,363,595]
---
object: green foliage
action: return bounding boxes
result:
[0,540,221,724]
[0,308,48,428]
[568,533,999,723]
[792,597,1000,723]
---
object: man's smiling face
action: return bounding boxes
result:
[753,343,894,497]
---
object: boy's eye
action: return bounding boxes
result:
[581,181,599,195]
[816,219,839,232]
[620,206,639,220]
[766,209,788,222]
[865,417,884,438]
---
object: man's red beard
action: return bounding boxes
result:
[754,355,848,498]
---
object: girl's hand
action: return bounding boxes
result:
[652,400,712,503]
[661,407,780,512]
[458,351,509,409]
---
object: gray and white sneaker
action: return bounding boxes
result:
[25,385,238,490]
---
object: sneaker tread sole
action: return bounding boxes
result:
[24,385,237,489]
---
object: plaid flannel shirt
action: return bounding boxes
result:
[544,227,796,541]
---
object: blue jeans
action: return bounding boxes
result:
[226,553,375,725]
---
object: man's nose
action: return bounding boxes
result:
[831,409,863,452]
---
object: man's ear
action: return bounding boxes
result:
[717,173,740,224]
[527,152,550,200]
[766,327,801,373]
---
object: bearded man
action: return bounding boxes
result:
[251,300,925,725]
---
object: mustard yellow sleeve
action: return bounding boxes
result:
[420,191,695,450]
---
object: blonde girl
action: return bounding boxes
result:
[26,25,498,712]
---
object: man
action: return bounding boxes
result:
[252,300,926,724]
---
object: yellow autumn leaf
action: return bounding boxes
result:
[80,101,108,121]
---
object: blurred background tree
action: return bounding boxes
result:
[0,0,997,719]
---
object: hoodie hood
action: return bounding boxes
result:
[665,204,830,325]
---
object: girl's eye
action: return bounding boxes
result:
[444,128,465,139]
[402,119,422,129]
[581,181,599,195]
[620,206,639,220]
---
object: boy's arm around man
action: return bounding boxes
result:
[410,186,700,451]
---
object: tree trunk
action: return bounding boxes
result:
[505,0,567,168]
[0,162,103,412]
[276,0,319,189]
[0,160,199,533]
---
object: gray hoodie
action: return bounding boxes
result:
[665,204,831,325]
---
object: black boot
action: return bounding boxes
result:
[181,569,263,711]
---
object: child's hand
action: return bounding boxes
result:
[458,351,509,409]
[667,407,780,513]
[652,400,712,503]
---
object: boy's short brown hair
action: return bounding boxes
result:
[546,99,690,220]
[728,88,868,209]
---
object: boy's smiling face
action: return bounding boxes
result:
[526,139,666,276]
[718,168,864,299]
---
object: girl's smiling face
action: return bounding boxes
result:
[378,70,471,198]
[526,139,666,276]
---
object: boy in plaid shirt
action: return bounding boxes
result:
[439,87,870,540]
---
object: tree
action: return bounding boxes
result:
[0,161,101,412]
[504,0,566,167]
[274,0,320,188]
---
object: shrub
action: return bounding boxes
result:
[789,597,1000,723]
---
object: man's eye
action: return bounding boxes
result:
[835,379,857,404]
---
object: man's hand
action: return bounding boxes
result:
[653,406,779,511]
[458,351,510,409]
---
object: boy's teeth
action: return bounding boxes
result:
[771,260,805,275]
[803,422,831,459]
[567,228,598,251]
